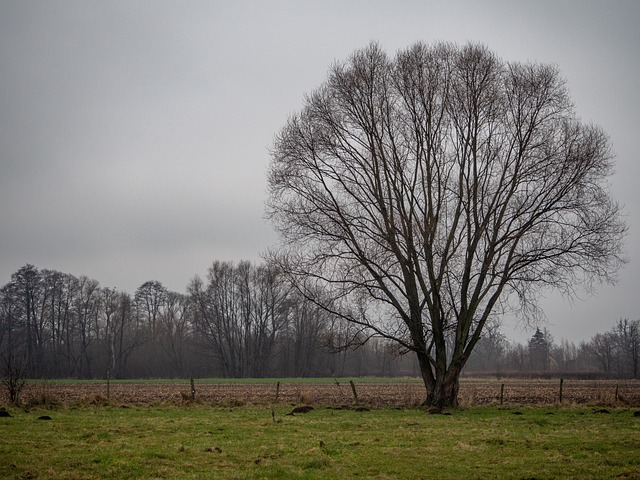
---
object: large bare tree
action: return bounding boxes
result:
[267,42,626,407]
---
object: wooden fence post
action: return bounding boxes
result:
[559,378,564,403]
[500,383,505,405]
[275,381,280,402]
[349,380,359,404]
[190,378,196,401]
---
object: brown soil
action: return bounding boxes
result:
[4,379,640,407]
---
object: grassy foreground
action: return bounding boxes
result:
[1,404,639,479]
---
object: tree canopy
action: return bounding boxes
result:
[267,41,627,406]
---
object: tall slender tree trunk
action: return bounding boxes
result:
[416,351,436,405]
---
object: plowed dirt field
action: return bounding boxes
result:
[8,379,640,407]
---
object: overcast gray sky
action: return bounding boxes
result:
[1,0,638,343]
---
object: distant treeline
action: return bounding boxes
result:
[1,263,638,380]
[465,322,639,379]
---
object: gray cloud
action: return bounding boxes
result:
[1,0,638,343]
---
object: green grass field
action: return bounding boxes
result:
[1,404,639,479]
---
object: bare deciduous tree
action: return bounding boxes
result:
[135,280,168,335]
[157,292,192,378]
[0,350,26,404]
[267,42,626,406]
[188,261,289,377]
[75,276,101,378]
[614,319,640,378]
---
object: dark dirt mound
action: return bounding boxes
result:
[287,405,314,415]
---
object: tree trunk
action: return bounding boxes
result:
[430,372,460,408]
[417,351,462,408]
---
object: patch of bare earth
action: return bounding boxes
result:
[3,379,639,407]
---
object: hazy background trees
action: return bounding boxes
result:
[1,263,638,382]
[188,260,289,377]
